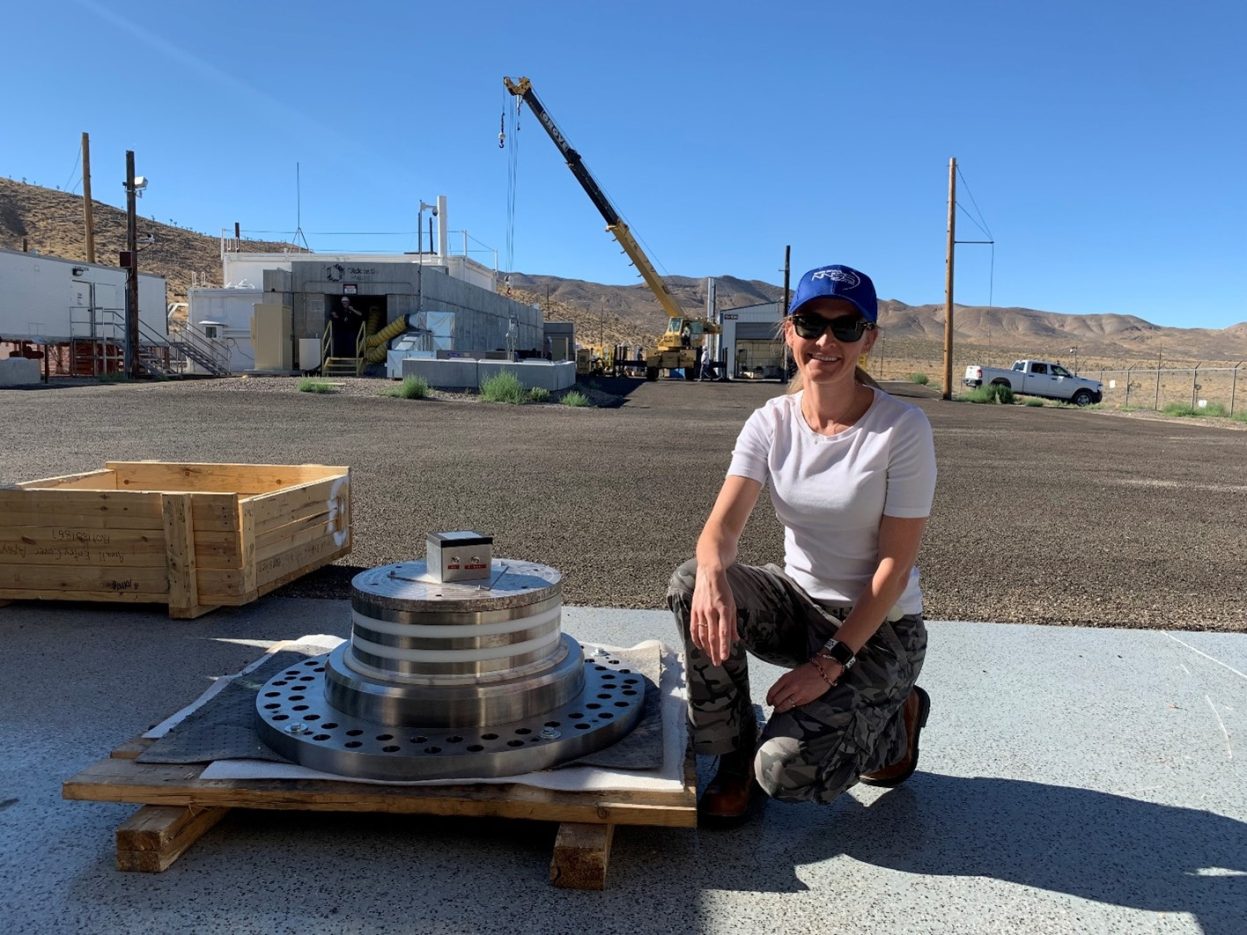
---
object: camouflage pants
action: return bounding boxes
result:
[667,558,927,805]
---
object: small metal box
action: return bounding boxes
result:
[426,531,493,583]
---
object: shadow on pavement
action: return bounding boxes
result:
[797,774,1247,934]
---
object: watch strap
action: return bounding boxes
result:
[818,638,856,669]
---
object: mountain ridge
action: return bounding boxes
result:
[3,177,1243,364]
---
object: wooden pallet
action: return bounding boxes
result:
[63,737,698,890]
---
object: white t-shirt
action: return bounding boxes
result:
[727,388,937,614]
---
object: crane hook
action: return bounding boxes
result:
[498,111,506,149]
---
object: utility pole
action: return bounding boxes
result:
[124,150,140,378]
[942,157,956,400]
[81,132,95,263]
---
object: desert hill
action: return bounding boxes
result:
[3,177,1244,365]
[0,177,302,304]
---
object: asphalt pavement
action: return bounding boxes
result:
[1,376,1243,629]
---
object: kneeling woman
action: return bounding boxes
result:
[668,264,937,822]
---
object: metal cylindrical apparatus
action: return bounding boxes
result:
[255,559,644,781]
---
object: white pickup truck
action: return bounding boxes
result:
[963,359,1103,405]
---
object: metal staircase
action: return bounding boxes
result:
[68,308,231,378]
[320,321,364,377]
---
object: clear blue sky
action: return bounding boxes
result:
[5,0,1245,328]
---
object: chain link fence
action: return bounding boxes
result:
[1094,364,1246,414]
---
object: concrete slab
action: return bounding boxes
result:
[1,599,1243,934]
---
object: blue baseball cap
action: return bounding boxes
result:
[787,264,877,323]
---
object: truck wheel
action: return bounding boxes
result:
[645,367,659,382]
[990,379,1012,390]
[1071,389,1094,406]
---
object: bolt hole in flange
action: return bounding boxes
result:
[254,556,646,780]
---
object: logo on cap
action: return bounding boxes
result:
[811,267,860,288]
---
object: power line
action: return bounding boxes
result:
[955,163,993,239]
[956,202,993,240]
[62,146,82,194]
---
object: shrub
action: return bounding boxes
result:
[383,376,429,399]
[1024,397,1045,407]
[1163,401,1230,419]
[965,384,1014,405]
[298,379,336,394]
[1232,410,1247,424]
[908,372,930,385]
[480,371,526,404]
[528,386,551,403]
[560,390,590,407]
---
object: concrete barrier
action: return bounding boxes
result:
[401,357,480,388]
[0,358,41,386]
[478,359,576,391]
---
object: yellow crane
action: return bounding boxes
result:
[504,76,718,380]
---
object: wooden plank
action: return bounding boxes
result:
[0,527,168,567]
[63,756,698,828]
[168,603,221,621]
[115,805,230,872]
[0,589,167,605]
[0,564,168,596]
[16,469,117,490]
[251,543,351,599]
[189,495,241,533]
[239,502,257,595]
[195,569,248,605]
[162,494,198,615]
[255,514,335,565]
[247,475,348,532]
[189,531,242,572]
[108,462,344,496]
[0,490,162,520]
[255,534,348,589]
[549,822,614,890]
[0,511,165,531]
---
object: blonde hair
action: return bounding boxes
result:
[776,317,880,395]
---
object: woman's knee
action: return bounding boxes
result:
[753,735,821,803]
[667,557,698,605]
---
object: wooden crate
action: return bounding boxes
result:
[64,736,698,888]
[0,461,351,619]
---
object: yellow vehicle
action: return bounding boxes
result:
[504,76,719,380]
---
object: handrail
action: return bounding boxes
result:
[355,322,366,375]
[322,321,332,373]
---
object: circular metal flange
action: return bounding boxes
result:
[325,634,585,727]
[351,560,561,617]
[255,646,646,781]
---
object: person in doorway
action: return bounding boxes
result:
[681,323,692,349]
[331,297,364,357]
[667,263,937,824]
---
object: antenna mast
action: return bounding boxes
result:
[293,162,310,250]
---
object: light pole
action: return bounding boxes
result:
[1069,346,1078,375]
[122,152,148,378]
[417,200,438,256]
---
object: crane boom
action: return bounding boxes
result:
[503,76,687,323]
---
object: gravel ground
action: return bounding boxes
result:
[1,375,1243,631]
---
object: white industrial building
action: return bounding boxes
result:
[717,300,784,378]
[185,195,548,377]
[0,248,166,343]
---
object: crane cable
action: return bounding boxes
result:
[502,90,522,295]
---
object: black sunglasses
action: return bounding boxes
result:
[790,313,875,342]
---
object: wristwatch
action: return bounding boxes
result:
[817,638,856,670]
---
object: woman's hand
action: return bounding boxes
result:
[690,565,737,666]
[766,659,841,713]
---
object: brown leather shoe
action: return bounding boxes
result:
[699,752,761,827]
[859,686,930,788]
